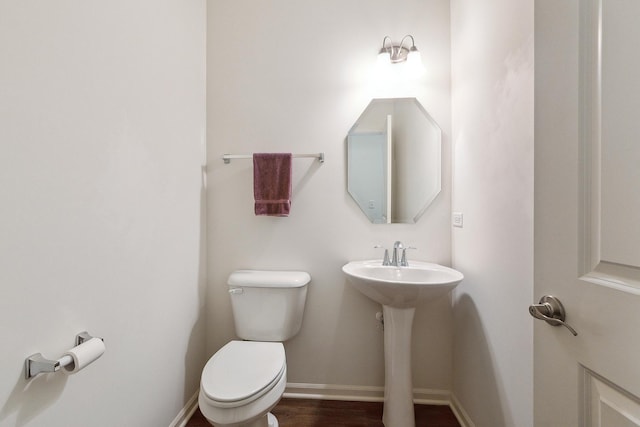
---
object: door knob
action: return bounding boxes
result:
[529,295,578,336]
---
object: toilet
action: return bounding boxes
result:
[198,270,311,427]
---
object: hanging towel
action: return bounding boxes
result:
[253,153,292,217]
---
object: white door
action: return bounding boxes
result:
[535,0,640,425]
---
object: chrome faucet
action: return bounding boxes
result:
[376,241,415,266]
[391,241,404,266]
[375,245,392,265]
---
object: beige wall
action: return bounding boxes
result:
[450,0,534,425]
[0,2,207,426]
[206,0,453,396]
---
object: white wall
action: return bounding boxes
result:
[0,2,207,426]
[207,0,453,397]
[450,0,534,425]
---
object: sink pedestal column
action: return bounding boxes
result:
[382,305,416,427]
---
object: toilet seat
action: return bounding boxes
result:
[201,341,286,408]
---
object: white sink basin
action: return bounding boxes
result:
[342,260,464,308]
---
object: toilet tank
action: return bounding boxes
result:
[228,270,311,342]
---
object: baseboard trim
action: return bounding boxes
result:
[169,391,199,427]
[284,382,384,402]
[450,393,475,427]
[284,382,450,405]
[169,385,473,427]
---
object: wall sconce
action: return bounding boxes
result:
[377,35,422,66]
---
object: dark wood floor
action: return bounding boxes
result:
[186,398,461,427]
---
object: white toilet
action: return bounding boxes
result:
[198,270,311,427]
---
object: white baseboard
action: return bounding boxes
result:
[450,393,475,427]
[284,382,450,405]
[169,385,474,427]
[169,391,199,427]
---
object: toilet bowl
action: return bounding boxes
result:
[198,270,311,427]
[199,341,286,427]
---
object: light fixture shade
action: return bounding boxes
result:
[377,49,391,66]
[406,46,422,68]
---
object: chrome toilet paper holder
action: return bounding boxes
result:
[24,331,102,379]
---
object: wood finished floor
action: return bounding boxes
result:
[186,398,461,427]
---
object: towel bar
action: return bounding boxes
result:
[222,153,324,164]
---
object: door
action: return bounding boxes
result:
[535,0,640,425]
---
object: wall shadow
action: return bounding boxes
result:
[327,277,385,388]
[182,169,209,409]
[0,369,68,427]
[453,293,507,427]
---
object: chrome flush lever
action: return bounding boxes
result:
[529,295,578,336]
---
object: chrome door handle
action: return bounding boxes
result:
[529,295,578,336]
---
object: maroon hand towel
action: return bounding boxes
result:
[253,153,292,217]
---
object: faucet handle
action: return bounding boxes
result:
[374,245,392,266]
[400,246,417,267]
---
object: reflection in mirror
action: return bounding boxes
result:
[347,98,442,223]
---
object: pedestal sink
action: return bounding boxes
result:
[342,260,464,427]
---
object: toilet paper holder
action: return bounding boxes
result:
[24,331,103,379]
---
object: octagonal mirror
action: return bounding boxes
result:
[347,98,441,223]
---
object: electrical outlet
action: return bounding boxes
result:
[452,212,464,228]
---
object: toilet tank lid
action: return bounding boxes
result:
[228,270,311,288]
